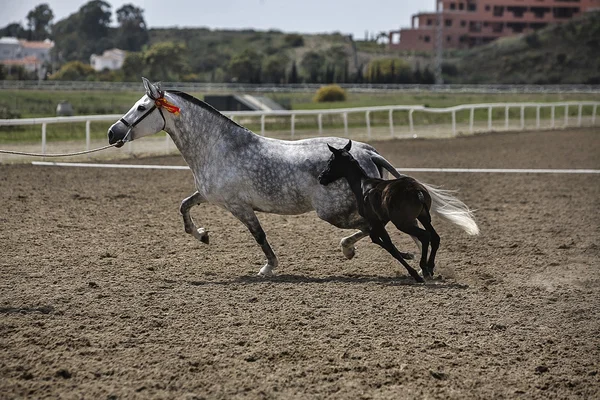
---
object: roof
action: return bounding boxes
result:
[0,56,42,66]
[0,37,20,45]
[20,39,54,49]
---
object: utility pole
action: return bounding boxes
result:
[435,0,444,85]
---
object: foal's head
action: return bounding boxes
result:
[318,140,365,186]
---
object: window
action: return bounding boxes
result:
[447,36,452,42]
[485,5,491,11]
[450,3,456,10]
[427,19,433,26]
[507,6,527,18]
[493,6,504,17]
[531,7,550,18]
[467,3,476,11]
[424,36,431,43]
[445,19,453,27]
[461,20,467,27]
[459,3,464,10]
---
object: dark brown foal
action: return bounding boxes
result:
[318,140,440,283]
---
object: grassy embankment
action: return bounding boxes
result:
[0,89,598,143]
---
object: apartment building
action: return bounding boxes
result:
[389,0,600,51]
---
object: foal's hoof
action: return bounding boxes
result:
[400,252,414,260]
[192,228,209,244]
[342,245,356,260]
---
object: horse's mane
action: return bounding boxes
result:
[167,90,248,131]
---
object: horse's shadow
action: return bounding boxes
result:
[188,274,469,290]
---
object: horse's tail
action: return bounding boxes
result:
[370,154,406,179]
[419,181,480,236]
[371,154,479,235]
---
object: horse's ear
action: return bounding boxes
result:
[343,140,352,151]
[141,77,162,100]
[327,144,338,154]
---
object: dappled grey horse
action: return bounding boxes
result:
[108,78,477,277]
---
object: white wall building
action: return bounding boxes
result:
[90,48,126,71]
[0,37,54,78]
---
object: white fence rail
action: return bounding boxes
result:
[0,101,598,158]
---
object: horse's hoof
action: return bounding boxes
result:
[258,265,275,277]
[342,245,356,260]
[193,228,209,244]
[414,276,425,283]
[401,252,414,260]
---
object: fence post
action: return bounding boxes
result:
[551,105,555,128]
[593,104,597,125]
[452,110,456,136]
[520,105,525,130]
[366,111,371,139]
[85,120,91,151]
[564,105,569,127]
[488,106,492,131]
[409,109,414,135]
[577,104,583,127]
[260,114,265,136]
[165,132,170,154]
[389,109,394,137]
[505,106,509,130]
[469,107,474,133]
[41,122,47,156]
[343,112,348,137]
[318,113,323,135]
[291,114,295,138]
[536,106,541,129]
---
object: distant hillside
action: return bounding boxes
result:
[454,11,600,84]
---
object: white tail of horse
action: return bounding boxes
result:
[370,155,480,236]
[420,183,480,236]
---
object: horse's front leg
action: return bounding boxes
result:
[229,206,278,276]
[180,191,209,244]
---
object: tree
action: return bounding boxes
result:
[288,61,299,84]
[115,4,148,51]
[26,3,54,40]
[79,1,112,40]
[49,61,95,80]
[143,42,189,81]
[228,49,263,83]
[121,52,145,81]
[301,51,325,83]
[0,23,28,39]
[263,53,289,83]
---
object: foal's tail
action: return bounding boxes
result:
[370,154,479,236]
[420,182,480,236]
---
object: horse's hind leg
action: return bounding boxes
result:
[228,206,278,277]
[180,191,209,244]
[417,210,440,276]
[395,223,432,279]
[340,230,368,259]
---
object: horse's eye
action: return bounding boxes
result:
[137,105,146,111]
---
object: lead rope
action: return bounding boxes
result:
[0,129,131,158]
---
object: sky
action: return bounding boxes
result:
[0,0,432,39]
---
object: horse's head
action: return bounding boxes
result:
[108,77,179,147]
[318,140,353,186]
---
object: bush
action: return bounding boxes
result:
[313,85,347,103]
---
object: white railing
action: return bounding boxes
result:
[0,101,598,157]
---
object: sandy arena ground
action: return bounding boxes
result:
[1,128,599,399]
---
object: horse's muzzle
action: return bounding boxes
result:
[317,174,331,186]
[108,128,125,148]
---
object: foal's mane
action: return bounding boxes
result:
[167,90,248,131]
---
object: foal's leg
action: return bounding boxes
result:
[228,206,278,276]
[395,222,432,279]
[418,210,440,275]
[180,191,209,244]
[369,225,424,283]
